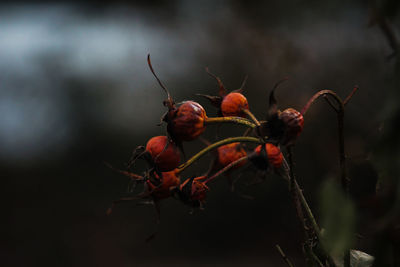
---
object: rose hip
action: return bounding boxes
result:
[146,169,181,200]
[147,55,208,143]
[221,92,249,118]
[146,136,180,172]
[173,176,209,207]
[168,101,208,141]
[200,68,250,118]
[254,143,283,169]
[217,142,247,169]
[279,108,304,146]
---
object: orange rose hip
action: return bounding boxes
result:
[221,92,249,117]
[217,142,247,169]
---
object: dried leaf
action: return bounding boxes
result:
[350,250,374,267]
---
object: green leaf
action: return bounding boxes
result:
[318,178,356,256]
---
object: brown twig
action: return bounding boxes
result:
[323,95,339,112]
[282,157,337,266]
[276,245,295,267]
[343,86,359,106]
[286,147,314,265]
[286,148,309,234]
[300,89,357,196]
[204,154,251,184]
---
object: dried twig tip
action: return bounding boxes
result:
[147,54,172,101]
[343,85,359,106]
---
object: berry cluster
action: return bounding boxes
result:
[107,55,304,215]
[107,54,359,266]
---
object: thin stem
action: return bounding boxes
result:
[300,89,350,195]
[301,89,344,116]
[205,116,256,129]
[301,89,356,267]
[293,180,321,237]
[104,162,144,181]
[176,137,262,174]
[204,154,251,184]
[285,152,314,266]
[286,148,310,238]
[343,86,358,106]
[294,180,337,267]
[323,95,339,112]
[276,245,295,267]
[282,158,337,266]
[241,108,261,127]
[309,248,325,267]
[238,75,248,91]
[147,54,173,104]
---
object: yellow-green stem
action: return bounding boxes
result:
[176,136,262,174]
[241,108,261,127]
[205,116,256,129]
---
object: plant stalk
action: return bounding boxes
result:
[204,154,251,184]
[176,137,262,174]
[241,108,261,127]
[205,116,256,129]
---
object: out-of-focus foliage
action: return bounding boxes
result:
[319,178,356,257]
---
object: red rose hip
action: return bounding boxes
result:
[178,176,209,206]
[168,101,208,141]
[146,136,180,172]
[254,143,283,169]
[146,169,181,200]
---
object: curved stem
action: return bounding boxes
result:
[205,116,256,129]
[241,108,261,127]
[301,89,344,116]
[301,89,349,195]
[300,88,357,266]
[176,137,262,174]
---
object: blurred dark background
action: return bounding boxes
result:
[2,1,400,266]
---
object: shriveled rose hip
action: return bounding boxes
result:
[279,108,304,146]
[168,101,208,141]
[146,169,181,200]
[146,136,180,172]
